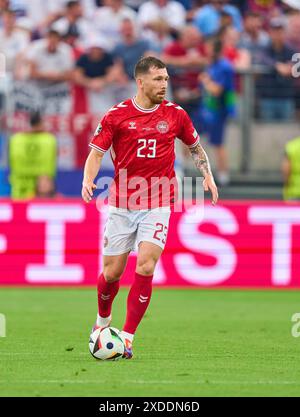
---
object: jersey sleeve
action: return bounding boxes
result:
[89,112,114,154]
[177,109,200,149]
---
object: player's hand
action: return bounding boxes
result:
[82,181,97,203]
[203,175,218,206]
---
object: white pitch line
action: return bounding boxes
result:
[0,353,88,356]
[0,380,299,386]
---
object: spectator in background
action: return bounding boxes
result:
[60,23,83,59]
[256,17,295,121]
[282,135,300,201]
[74,36,126,113]
[230,0,247,14]
[199,36,235,185]
[162,24,206,172]
[113,18,157,96]
[28,30,73,85]
[27,29,73,114]
[247,0,282,21]
[52,0,90,45]
[17,0,64,36]
[0,0,9,18]
[80,0,99,19]
[162,25,206,128]
[0,9,30,76]
[9,112,57,200]
[239,11,270,64]
[193,0,243,37]
[124,0,147,12]
[285,7,300,51]
[221,26,251,71]
[285,8,300,119]
[219,10,233,31]
[94,0,137,51]
[137,0,186,50]
[7,0,28,18]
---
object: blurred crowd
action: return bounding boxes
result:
[1,0,300,193]
[0,0,299,113]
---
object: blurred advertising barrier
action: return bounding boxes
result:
[1,200,300,288]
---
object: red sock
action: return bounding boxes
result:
[97,273,120,318]
[123,272,153,335]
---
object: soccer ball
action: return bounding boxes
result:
[89,327,125,360]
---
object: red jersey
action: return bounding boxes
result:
[90,98,200,209]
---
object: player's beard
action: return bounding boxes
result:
[150,91,166,104]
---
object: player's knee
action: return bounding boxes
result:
[103,267,122,283]
[137,259,156,276]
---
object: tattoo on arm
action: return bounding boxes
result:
[190,144,212,178]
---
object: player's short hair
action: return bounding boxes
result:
[134,56,166,79]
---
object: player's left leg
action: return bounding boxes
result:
[120,207,171,358]
[121,241,163,358]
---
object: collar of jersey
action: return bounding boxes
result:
[132,97,160,113]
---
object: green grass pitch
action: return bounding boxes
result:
[1,287,300,397]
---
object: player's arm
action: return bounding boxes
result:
[82,113,114,203]
[82,149,104,203]
[189,143,218,206]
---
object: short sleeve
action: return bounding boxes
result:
[177,109,200,149]
[89,113,114,153]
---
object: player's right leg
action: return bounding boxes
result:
[94,252,130,331]
[91,206,137,333]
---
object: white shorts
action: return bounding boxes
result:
[102,206,171,256]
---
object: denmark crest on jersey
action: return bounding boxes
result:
[156,121,169,134]
[94,123,102,136]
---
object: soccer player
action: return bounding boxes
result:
[82,56,218,359]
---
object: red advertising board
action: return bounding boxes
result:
[1,200,300,287]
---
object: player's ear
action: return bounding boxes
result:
[136,77,143,89]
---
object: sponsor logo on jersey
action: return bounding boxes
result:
[156,121,169,134]
[94,123,102,136]
[129,122,137,130]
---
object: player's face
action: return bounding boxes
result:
[140,67,169,105]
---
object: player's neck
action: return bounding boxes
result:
[134,95,158,110]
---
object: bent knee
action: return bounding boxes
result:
[136,259,156,276]
[103,267,123,283]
